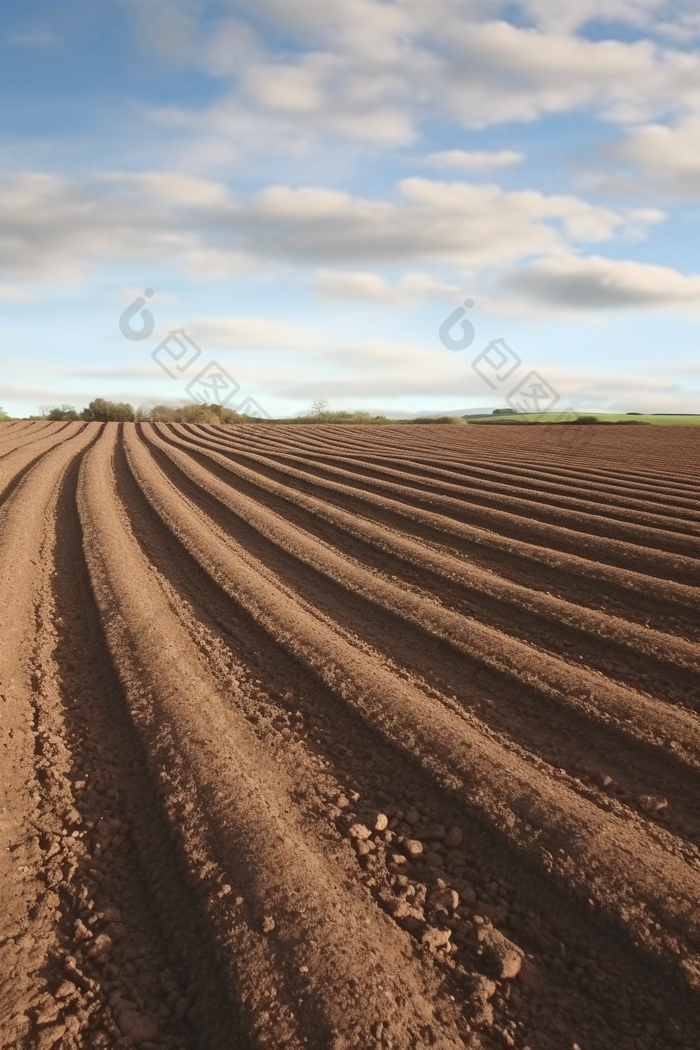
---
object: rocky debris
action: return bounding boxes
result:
[421,926,452,950]
[374,813,389,831]
[404,839,423,858]
[467,974,497,1027]
[476,922,523,979]
[404,809,420,826]
[262,914,276,933]
[348,823,372,840]
[36,1022,66,1049]
[638,794,669,813]
[427,881,460,915]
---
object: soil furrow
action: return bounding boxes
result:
[122,426,700,995]
[172,425,700,630]
[81,423,477,1050]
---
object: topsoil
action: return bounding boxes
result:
[1,420,700,1050]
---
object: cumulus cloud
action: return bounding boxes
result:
[0,171,660,283]
[499,253,700,312]
[614,114,700,198]
[231,179,659,266]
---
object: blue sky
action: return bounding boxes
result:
[1,0,700,418]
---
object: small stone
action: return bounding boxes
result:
[348,823,371,840]
[299,965,309,973]
[405,839,423,858]
[428,884,459,912]
[477,923,523,979]
[639,794,668,813]
[389,853,407,867]
[262,915,276,933]
[387,899,424,922]
[444,827,463,849]
[336,795,350,809]
[405,809,420,826]
[54,980,76,1000]
[421,926,452,949]
[470,974,497,1001]
[375,813,389,831]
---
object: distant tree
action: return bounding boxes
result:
[46,404,79,421]
[81,398,135,422]
[492,408,518,415]
[0,406,10,422]
[311,398,329,416]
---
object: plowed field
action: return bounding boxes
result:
[2,420,700,1050]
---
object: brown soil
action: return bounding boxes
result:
[1,419,700,1050]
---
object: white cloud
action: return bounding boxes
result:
[316,270,460,303]
[615,114,700,198]
[0,171,660,285]
[499,253,700,312]
[112,1,700,156]
[426,149,524,171]
[187,316,320,350]
[234,179,659,266]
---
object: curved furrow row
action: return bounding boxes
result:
[346,427,700,487]
[212,445,700,566]
[6,422,700,1050]
[121,426,700,992]
[190,427,700,572]
[155,428,700,702]
[0,420,65,457]
[219,444,700,540]
[144,426,700,855]
[82,423,477,1050]
[210,422,700,488]
[195,425,700,531]
[114,429,697,1050]
[173,425,700,629]
[0,422,88,505]
[0,425,98,1044]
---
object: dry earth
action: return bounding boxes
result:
[1,419,700,1050]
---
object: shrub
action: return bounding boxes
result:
[46,405,80,421]
[0,406,10,422]
[136,401,253,423]
[287,410,392,424]
[81,398,135,422]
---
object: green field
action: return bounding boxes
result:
[469,412,700,425]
